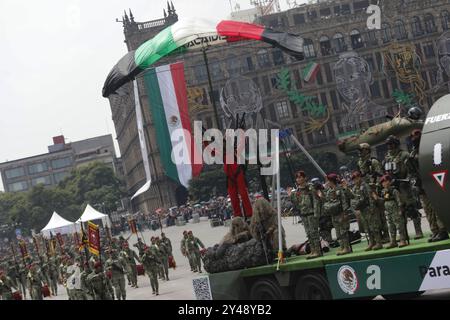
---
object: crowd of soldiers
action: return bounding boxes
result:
[0,232,175,300]
[289,130,449,259]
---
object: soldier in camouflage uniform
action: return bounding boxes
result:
[47,256,59,296]
[0,271,17,300]
[16,262,28,300]
[155,237,170,280]
[344,171,383,251]
[120,242,140,288]
[105,249,127,300]
[27,263,45,300]
[407,129,449,243]
[186,231,205,273]
[141,243,161,295]
[80,263,93,300]
[323,174,351,256]
[161,233,173,256]
[383,135,424,239]
[288,171,322,259]
[380,175,408,248]
[181,231,195,271]
[357,143,390,243]
[312,178,332,244]
[133,238,146,256]
[87,262,113,300]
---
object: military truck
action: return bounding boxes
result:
[192,95,450,300]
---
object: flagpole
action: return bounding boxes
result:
[275,134,284,271]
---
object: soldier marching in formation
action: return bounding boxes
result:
[141,238,161,295]
[185,231,205,273]
[105,249,127,300]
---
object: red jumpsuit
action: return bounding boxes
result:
[224,162,253,218]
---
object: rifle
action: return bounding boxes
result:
[257,222,270,265]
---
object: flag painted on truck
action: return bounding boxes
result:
[325,249,450,299]
[144,62,202,188]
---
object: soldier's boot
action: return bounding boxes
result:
[413,218,424,240]
[365,234,375,251]
[398,240,408,248]
[386,240,398,249]
[372,232,383,251]
[431,231,450,242]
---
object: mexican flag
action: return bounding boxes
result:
[144,62,202,188]
[302,61,320,82]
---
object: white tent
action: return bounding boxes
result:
[76,204,111,227]
[41,211,75,237]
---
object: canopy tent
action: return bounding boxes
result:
[41,211,76,237]
[76,204,111,227]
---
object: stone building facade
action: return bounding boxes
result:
[109,0,450,213]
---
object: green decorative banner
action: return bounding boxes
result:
[326,250,450,299]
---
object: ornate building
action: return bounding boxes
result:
[109,0,450,213]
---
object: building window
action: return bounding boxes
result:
[270,75,279,89]
[341,4,351,15]
[430,68,439,87]
[370,81,382,98]
[330,90,339,110]
[257,50,272,68]
[210,61,222,80]
[320,92,329,108]
[275,101,290,120]
[5,167,25,179]
[394,20,408,40]
[28,162,48,175]
[353,0,369,12]
[332,33,346,53]
[424,14,437,34]
[272,49,285,66]
[365,30,378,47]
[194,65,207,82]
[245,57,254,72]
[350,30,364,49]
[8,181,28,192]
[320,36,332,56]
[423,41,436,59]
[320,8,332,18]
[226,55,241,77]
[262,76,271,95]
[53,171,68,184]
[293,13,305,25]
[381,23,391,43]
[51,157,72,169]
[324,63,333,83]
[293,69,302,89]
[411,16,424,37]
[303,39,316,58]
[290,101,298,118]
[316,69,323,85]
[363,54,375,72]
[442,10,450,30]
[307,10,318,21]
[381,79,390,99]
[31,175,52,186]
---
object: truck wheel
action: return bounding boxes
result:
[249,277,291,300]
[295,274,332,300]
[382,291,424,300]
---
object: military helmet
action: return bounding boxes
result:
[408,107,423,120]
[385,135,400,146]
[358,143,371,150]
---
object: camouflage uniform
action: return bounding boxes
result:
[186,234,205,273]
[141,246,161,295]
[323,185,350,254]
[80,266,93,300]
[16,263,28,299]
[156,240,170,280]
[161,235,173,256]
[382,185,408,247]
[181,234,195,271]
[120,247,140,287]
[0,274,17,300]
[346,181,383,250]
[27,266,44,300]
[47,257,59,295]
[357,152,390,241]
[105,252,127,300]
[87,269,113,300]
[384,146,423,238]
[290,184,322,258]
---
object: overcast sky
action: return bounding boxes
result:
[0,0,297,190]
